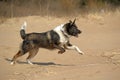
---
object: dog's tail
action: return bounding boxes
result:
[20,21,27,39]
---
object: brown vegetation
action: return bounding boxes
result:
[0,0,120,18]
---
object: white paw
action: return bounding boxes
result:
[27,60,33,65]
[28,62,33,65]
[10,61,15,65]
[78,51,84,55]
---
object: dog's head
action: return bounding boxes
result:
[64,19,82,37]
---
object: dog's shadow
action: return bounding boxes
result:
[5,58,74,66]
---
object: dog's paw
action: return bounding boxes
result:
[58,51,63,54]
[58,49,65,54]
[27,59,34,65]
[10,61,15,65]
[78,51,84,55]
[58,50,65,54]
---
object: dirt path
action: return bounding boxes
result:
[0,12,120,80]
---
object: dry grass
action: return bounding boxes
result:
[0,0,120,18]
[0,17,7,24]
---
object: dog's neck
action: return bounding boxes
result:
[53,24,71,38]
[61,29,69,38]
[60,25,71,38]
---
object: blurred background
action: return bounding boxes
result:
[0,0,120,18]
[0,1,120,80]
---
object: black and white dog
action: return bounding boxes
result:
[11,19,84,65]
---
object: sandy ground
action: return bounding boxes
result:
[0,12,120,80]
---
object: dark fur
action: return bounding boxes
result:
[64,21,81,37]
[21,30,60,51]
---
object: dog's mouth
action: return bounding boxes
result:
[76,34,79,37]
[75,34,79,37]
[73,31,81,37]
[73,33,79,37]
[75,30,81,37]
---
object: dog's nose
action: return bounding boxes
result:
[78,30,82,34]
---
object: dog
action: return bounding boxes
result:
[11,19,84,65]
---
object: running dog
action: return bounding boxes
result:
[11,19,84,65]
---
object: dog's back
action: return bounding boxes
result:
[20,22,60,49]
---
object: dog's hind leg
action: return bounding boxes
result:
[11,50,26,65]
[26,48,39,65]
[11,41,30,65]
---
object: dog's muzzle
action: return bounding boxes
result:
[74,30,82,37]
[78,30,82,34]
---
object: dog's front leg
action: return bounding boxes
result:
[65,42,84,55]
[53,44,65,54]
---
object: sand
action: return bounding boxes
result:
[0,12,120,80]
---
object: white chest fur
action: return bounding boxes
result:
[53,24,69,46]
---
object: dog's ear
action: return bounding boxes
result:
[69,20,72,24]
[72,18,76,24]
